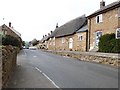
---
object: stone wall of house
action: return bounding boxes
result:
[88,8,118,50]
[55,36,71,51]
[50,33,87,52]
[45,50,119,67]
[73,32,87,51]
[0,48,2,90]
[2,46,17,88]
[47,38,56,50]
[118,17,120,28]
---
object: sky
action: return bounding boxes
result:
[0,0,117,41]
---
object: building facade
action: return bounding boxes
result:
[0,22,22,47]
[88,0,120,51]
[47,15,88,51]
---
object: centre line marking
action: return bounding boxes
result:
[35,67,60,89]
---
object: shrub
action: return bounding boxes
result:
[2,35,21,48]
[98,33,120,53]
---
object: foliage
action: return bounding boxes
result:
[22,41,25,46]
[98,33,120,53]
[2,35,21,48]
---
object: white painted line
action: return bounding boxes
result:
[33,56,37,58]
[35,67,60,88]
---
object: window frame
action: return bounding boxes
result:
[96,14,103,23]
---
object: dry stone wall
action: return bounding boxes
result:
[1,45,17,88]
[45,50,119,67]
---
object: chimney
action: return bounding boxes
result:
[56,23,58,28]
[9,22,11,27]
[48,33,50,36]
[100,0,105,8]
[50,31,53,34]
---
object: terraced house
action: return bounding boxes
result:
[47,15,88,51]
[88,0,120,51]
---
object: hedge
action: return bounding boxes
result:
[2,35,21,48]
[98,33,120,53]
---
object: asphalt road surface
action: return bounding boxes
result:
[8,49,118,88]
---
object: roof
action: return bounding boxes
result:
[54,15,87,38]
[40,35,49,43]
[76,25,88,33]
[0,24,21,37]
[9,27,21,37]
[88,1,120,18]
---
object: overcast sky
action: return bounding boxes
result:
[0,0,117,41]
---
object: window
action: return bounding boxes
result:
[62,37,65,43]
[78,35,83,41]
[5,31,7,34]
[116,28,120,39]
[96,14,103,23]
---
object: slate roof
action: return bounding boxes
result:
[88,1,120,18]
[53,16,87,38]
[76,25,88,33]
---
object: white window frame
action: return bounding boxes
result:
[116,28,120,39]
[96,14,103,23]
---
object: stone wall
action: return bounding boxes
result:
[45,50,119,67]
[1,45,17,88]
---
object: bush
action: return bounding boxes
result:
[98,33,120,53]
[2,35,21,48]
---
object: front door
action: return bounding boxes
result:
[95,31,102,47]
[69,38,73,49]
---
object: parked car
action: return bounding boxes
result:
[29,46,37,50]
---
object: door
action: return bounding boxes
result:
[95,31,102,47]
[69,38,73,49]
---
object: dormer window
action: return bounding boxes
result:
[96,14,103,23]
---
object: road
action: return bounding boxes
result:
[8,49,118,88]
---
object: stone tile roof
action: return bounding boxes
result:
[88,1,120,18]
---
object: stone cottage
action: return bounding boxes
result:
[48,15,88,51]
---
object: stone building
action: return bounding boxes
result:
[0,22,22,47]
[47,15,88,51]
[88,0,120,51]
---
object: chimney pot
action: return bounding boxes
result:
[9,22,11,27]
[100,0,105,8]
[56,23,58,28]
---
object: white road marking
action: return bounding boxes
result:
[35,67,60,88]
[33,56,37,58]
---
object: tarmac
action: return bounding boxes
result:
[4,52,57,89]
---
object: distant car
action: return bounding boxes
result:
[29,46,37,50]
